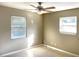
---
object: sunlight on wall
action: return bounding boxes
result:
[26,33,35,57]
[27,33,35,48]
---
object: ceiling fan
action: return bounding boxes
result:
[29,2,56,12]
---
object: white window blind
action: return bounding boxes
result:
[11,16,26,39]
[59,16,77,35]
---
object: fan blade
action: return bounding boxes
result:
[45,6,55,9]
[26,9,37,10]
[30,4,37,8]
[42,9,53,12]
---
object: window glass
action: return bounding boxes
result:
[11,16,26,39]
[59,16,77,35]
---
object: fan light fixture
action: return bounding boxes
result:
[28,2,56,14]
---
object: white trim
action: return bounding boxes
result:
[0,44,43,57]
[1,44,79,57]
[44,44,79,57]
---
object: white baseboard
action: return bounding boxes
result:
[44,44,79,57]
[1,44,79,57]
[0,44,43,57]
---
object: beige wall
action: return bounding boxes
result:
[43,8,79,55]
[0,5,79,56]
[0,6,43,55]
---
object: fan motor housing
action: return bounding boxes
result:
[37,6,43,11]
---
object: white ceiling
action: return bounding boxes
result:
[0,2,79,14]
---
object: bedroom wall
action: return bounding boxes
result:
[0,6,43,55]
[43,8,79,55]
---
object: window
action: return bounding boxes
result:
[11,16,26,39]
[59,16,77,35]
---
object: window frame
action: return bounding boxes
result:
[11,16,26,39]
[59,16,77,35]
